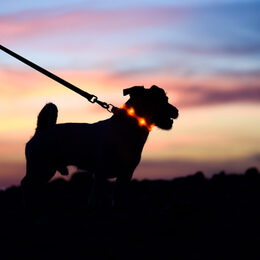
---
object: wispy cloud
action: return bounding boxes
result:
[174,85,260,107]
[148,43,260,56]
[1,67,260,107]
[0,6,188,43]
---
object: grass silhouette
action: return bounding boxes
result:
[0,167,259,259]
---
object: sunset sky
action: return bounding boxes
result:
[0,0,260,188]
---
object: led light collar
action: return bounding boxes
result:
[121,104,155,131]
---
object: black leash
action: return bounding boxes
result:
[0,44,118,113]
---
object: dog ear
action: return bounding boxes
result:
[150,85,166,96]
[123,86,145,96]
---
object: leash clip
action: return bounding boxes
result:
[89,95,98,103]
[94,99,117,113]
[106,104,115,113]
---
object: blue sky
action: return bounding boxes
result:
[2,1,260,75]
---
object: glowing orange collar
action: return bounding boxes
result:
[121,104,155,131]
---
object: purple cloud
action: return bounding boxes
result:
[0,6,189,42]
[177,85,260,107]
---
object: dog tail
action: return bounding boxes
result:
[36,103,58,133]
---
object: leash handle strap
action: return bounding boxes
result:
[0,44,99,103]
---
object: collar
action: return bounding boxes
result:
[120,104,155,132]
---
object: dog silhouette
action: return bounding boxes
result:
[21,85,179,208]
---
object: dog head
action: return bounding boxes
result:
[122,85,179,131]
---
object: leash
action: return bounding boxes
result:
[0,44,118,113]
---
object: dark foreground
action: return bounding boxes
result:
[0,168,260,259]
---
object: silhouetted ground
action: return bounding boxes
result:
[0,167,260,259]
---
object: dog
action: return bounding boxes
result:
[21,85,179,208]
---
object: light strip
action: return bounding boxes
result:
[121,104,155,131]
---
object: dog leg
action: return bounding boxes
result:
[113,172,133,209]
[21,165,56,212]
[88,173,110,209]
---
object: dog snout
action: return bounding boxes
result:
[169,105,179,119]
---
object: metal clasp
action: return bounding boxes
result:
[106,104,114,113]
[89,95,117,114]
[89,95,98,103]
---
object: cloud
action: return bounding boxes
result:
[0,67,125,95]
[0,6,188,43]
[1,66,260,109]
[175,85,260,107]
[183,45,260,56]
[107,67,260,107]
[150,43,260,56]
